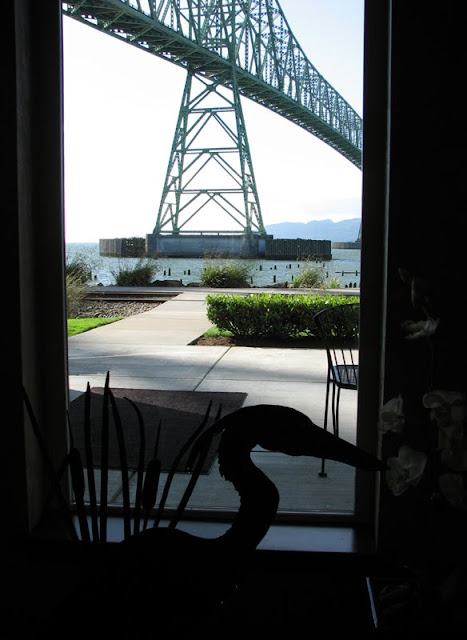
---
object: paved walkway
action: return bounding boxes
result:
[67,290,358,527]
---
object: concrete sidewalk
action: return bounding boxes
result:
[67,290,358,521]
[68,290,334,419]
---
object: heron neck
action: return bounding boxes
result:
[219,457,279,551]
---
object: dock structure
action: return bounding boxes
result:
[99,234,332,261]
[99,237,146,257]
[331,241,361,250]
[265,237,331,260]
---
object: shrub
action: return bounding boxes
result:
[205,292,359,339]
[326,276,342,288]
[201,258,251,288]
[291,264,326,288]
[66,272,88,318]
[111,257,159,286]
[66,254,93,283]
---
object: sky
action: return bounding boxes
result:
[62,0,364,243]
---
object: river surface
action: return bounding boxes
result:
[66,242,361,289]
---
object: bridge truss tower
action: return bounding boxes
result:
[154,70,265,236]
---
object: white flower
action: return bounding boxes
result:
[438,473,467,511]
[401,317,439,339]
[423,390,466,470]
[386,445,427,496]
[398,268,431,311]
[380,395,405,434]
[439,443,467,472]
[423,390,465,428]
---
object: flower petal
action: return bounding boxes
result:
[402,317,439,340]
[423,390,465,409]
[386,446,427,495]
[380,395,405,433]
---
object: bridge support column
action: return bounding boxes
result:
[153,69,265,236]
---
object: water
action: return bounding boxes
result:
[66,242,361,289]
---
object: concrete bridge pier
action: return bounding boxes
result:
[145,233,269,258]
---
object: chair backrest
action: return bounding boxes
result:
[314,303,360,386]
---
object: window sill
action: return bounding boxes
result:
[31,512,377,556]
[70,516,376,555]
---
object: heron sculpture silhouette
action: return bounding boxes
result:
[25,382,384,637]
[119,403,383,635]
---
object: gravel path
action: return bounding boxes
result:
[73,300,163,318]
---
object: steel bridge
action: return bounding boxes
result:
[62,1,362,239]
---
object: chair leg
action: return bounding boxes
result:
[320,383,341,477]
[319,453,327,477]
[334,388,341,438]
[319,374,332,477]
[331,384,338,437]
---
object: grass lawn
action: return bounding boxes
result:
[202,326,312,340]
[197,325,323,348]
[202,327,235,338]
[67,317,123,337]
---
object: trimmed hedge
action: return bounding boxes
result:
[205,292,359,339]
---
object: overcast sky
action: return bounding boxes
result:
[62,0,364,243]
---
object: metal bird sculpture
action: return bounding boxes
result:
[27,386,384,638]
[129,404,384,551]
[111,404,385,634]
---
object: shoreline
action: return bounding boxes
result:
[67,243,361,289]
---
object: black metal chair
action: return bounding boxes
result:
[314,303,360,476]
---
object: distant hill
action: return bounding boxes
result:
[265,218,360,242]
